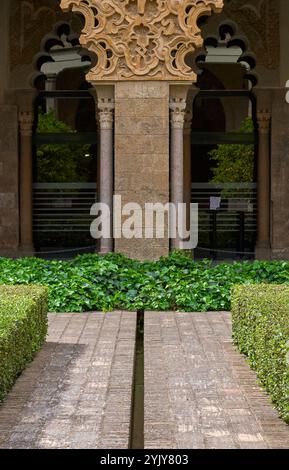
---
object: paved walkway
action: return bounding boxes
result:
[0,311,288,449]
[145,312,289,449]
[0,312,136,449]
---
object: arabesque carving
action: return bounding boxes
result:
[60,0,224,81]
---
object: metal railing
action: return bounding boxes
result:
[33,183,97,234]
[191,183,257,258]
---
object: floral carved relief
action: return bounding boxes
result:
[60,0,224,81]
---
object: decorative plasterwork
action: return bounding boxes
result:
[60,0,224,81]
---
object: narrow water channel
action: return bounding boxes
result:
[130,310,144,449]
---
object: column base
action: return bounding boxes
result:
[255,243,271,260]
[0,248,21,258]
[271,247,289,261]
[99,242,113,255]
[18,245,35,257]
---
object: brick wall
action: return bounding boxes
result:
[0,105,19,253]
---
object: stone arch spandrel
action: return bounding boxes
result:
[223,0,279,71]
[198,0,280,87]
[9,0,84,89]
[60,0,224,82]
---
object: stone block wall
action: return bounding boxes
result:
[0,105,19,254]
[270,88,289,259]
[114,82,170,260]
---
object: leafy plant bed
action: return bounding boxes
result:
[0,252,288,313]
[232,285,289,424]
[0,286,48,402]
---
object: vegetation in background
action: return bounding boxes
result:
[209,117,255,185]
[36,110,93,182]
[0,252,288,313]
[0,286,48,402]
[232,285,289,423]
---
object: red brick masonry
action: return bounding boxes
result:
[0,311,288,449]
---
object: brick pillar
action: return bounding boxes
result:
[19,110,34,255]
[255,110,271,260]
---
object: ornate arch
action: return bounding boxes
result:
[30,21,94,88]
[223,0,279,71]
[60,0,224,81]
[195,20,258,87]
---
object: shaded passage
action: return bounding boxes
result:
[0,312,136,449]
[144,311,289,449]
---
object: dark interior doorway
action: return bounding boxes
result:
[191,66,258,261]
[33,84,98,258]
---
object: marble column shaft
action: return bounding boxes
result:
[256,110,271,258]
[98,97,115,254]
[170,98,186,250]
[19,111,34,253]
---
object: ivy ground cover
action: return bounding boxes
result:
[0,252,288,313]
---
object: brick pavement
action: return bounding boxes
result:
[0,311,288,449]
[144,311,289,449]
[0,312,136,449]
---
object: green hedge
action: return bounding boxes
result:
[0,252,288,312]
[0,286,48,402]
[232,285,289,423]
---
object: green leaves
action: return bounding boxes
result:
[232,285,289,424]
[0,253,288,313]
[209,117,255,186]
[36,110,93,183]
[0,286,48,402]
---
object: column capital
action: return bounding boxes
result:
[257,110,271,135]
[184,89,197,134]
[170,98,186,130]
[19,110,34,137]
[184,108,193,134]
[98,98,115,130]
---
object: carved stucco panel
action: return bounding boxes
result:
[60,0,224,81]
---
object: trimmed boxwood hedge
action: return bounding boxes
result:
[0,286,48,402]
[231,285,289,423]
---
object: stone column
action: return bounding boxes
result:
[45,73,57,115]
[256,110,271,259]
[170,93,187,251]
[97,95,115,254]
[19,110,34,254]
[184,98,193,219]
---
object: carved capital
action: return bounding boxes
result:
[98,98,115,130]
[184,100,193,134]
[257,110,271,135]
[60,0,224,81]
[19,111,34,137]
[170,98,187,130]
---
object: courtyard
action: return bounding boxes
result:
[0,0,289,455]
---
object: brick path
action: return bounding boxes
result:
[145,311,289,449]
[0,311,288,449]
[0,312,136,449]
